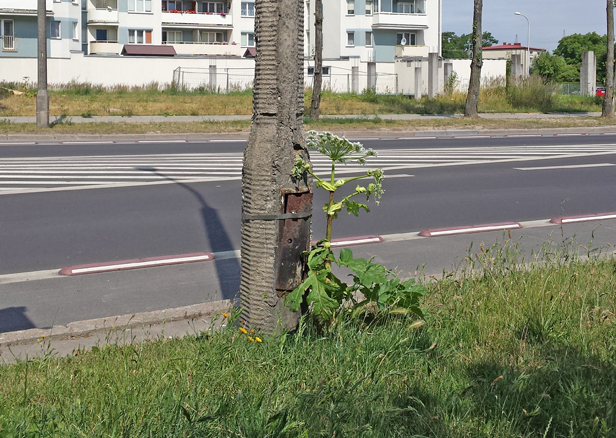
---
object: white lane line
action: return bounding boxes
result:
[421,223,522,237]
[397,137,438,140]
[137,140,188,143]
[558,213,616,224]
[61,141,115,145]
[0,176,241,195]
[0,173,240,180]
[515,163,615,171]
[66,254,213,275]
[384,174,414,179]
[208,139,247,143]
[506,134,543,138]
[329,237,383,247]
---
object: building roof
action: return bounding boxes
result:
[121,45,177,56]
[483,42,546,52]
[243,48,256,58]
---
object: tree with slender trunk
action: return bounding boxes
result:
[309,0,323,120]
[240,0,311,332]
[602,0,615,117]
[464,0,483,118]
[36,0,49,128]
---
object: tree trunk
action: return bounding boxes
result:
[240,0,311,333]
[309,0,323,120]
[36,0,49,128]
[464,0,483,118]
[603,0,615,117]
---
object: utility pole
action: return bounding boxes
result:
[36,0,49,128]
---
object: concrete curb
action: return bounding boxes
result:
[0,300,233,347]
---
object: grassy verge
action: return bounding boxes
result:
[0,80,603,118]
[2,116,616,136]
[1,241,615,437]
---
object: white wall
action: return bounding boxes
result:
[0,52,504,95]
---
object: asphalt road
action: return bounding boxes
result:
[2,133,616,333]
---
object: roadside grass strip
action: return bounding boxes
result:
[1,241,614,437]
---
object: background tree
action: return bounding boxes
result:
[442,31,496,59]
[554,32,608,82]
[464,0,483,117]
[603,0,615,117]
[530,52,578,82]
[309,0,323,120]
[240,0,311,332]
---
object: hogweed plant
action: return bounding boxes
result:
[287,130,424,323]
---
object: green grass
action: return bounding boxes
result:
[1,240,615,437]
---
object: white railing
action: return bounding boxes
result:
[2,36,17,52]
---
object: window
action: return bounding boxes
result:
[396,32,416,45]
[128,29,152,44]
[395,0,425,13]
[95,29,108,41]
[129,0,152,13]
[307,66,330,76]
[241,32,255,47]
[346,31,354,46]
[201,2,224,13]
[346,0,354,14]
[365,0,372,15]
[50,21,61,39]
[200,31,226,43]
[1,19,15,51]
[241,2,255,16]
[365,31,372,47]
[72,22,79,40]
[162,30,183,43]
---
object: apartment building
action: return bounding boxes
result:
[0,0,81,59]
[304,0,441,63]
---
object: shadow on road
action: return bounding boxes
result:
[135,167,240,301]
[0,307,36,333]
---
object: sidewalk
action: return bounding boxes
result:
[1,112,602,125]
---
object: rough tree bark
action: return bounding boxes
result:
[240,0,311,332]
[464,0,483,118]
[602,0,615,117]
[36,0,49,128]
[309,0,323,120]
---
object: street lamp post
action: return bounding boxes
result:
[514,11,530,77]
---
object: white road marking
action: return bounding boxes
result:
[68,254,213,275]
[424,223,522,237]
[515,163,615,171]
[560,213,616,224]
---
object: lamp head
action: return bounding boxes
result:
[514,11,521,15]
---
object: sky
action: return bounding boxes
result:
[442,0,609,52]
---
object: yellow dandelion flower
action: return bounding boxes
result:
[239,327,248,334]
[41,335,46,338]
[255,337,262,343]
[248,336,255,342]
[222,312,229,318]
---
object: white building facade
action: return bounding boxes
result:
[0,0,507,96]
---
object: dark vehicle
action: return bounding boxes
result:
[596,86,606,97]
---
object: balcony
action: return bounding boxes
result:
[161,11,232,28]
[87,8,119,24]
[395,45,428,58]
[162,41,243,57]
[1,36,17,52]
[89,40,121,55]
[372,12,429,30]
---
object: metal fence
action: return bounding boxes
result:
[558,83,581,95]
[173,66,399,94]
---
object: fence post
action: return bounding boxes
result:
[226,69,230,93]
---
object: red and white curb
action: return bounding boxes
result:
[550,212,616,225]
[59,252,214,276]
[326,235,383,247]
[419,222,522,237]
[51,213,616,276]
